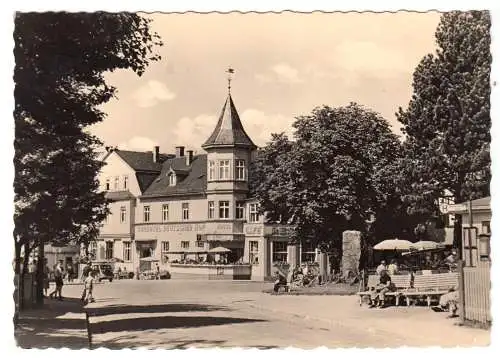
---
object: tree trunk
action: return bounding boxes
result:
[14,241,21,275]
[36,241,45,305]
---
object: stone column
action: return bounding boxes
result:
[341,231,362,278]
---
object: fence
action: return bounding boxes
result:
[462,264,491,324]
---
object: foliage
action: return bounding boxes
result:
[250,103,405,249]
[13,12,163,266]
[397,11,491,213]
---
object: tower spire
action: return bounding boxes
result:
[226,67,234,94]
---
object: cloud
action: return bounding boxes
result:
[172,114,218,150]
[118,136,159,151]
[241,109,295,146]
[255,63,303,84]
[131,80,176,108]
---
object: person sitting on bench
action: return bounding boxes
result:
[435,287,459,317]
[370,270,393,308]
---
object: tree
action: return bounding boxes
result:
[397,11,491,211]
[14,12,162,304]
[250,103,404,253]
[396,11,491,249]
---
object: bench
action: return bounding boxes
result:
[357,274,411,306]
[403,272,458,306]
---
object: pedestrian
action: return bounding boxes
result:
[82,271,96,305]
[156,263,160,279]
[49,260,64,300]
[67,264,74,283]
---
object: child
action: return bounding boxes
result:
[83,271,96,305]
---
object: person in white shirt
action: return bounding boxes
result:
[49,261,64,300]
[388,259,399,275]
[376,260,387,275]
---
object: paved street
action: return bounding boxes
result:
[27,277,486,349]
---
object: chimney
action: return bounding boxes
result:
[153,146,160,163]
[175,146,185,158]
[186,150,194,166]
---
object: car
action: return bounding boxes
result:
[91,263,114,282]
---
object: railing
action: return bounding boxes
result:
[463,264,491,324]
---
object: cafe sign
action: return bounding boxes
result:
[265,226,295,237]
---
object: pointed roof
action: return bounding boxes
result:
[202,94,257,150]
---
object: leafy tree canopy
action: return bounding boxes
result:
[14,12,163,257]
[250,103,406,249]
[397,11,491,214]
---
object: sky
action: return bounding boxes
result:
[89,11,442,154]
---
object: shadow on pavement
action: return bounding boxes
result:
[14,297,89,349]
[87,303,230,317]
[91,315,266,334]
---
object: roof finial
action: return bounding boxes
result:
[226,67,235,94]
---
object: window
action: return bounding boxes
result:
[219,201,230,219]
[162,204,169,222]
[123,242,131,261]
[181,241,190,249]
[208,161,216,181]
[272,241,288,263]
[161,241,170,263]
[105,178,110,191]
[482,221,491,234]
[182,203,189,220]
[249,241,259,265]
[105,241,114,260]
[196,241,204,248]
[301,241,316,263]
[114,176,119,190]
[219,160,230,180]
[120,206,126,223]
[89,241,97,259]
[169,173,176,186]
[249,203,260,223]
[208,201,215,219]
[123,176,128,190]
[143,206,150,222]
[235,159,245,180]
[236,201,245,219]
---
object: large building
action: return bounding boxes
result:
[94,88,312,281]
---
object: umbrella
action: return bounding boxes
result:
[410,241,441,251]
[209,246,231,253]
[373,238,412,251]
[109,257,124,263]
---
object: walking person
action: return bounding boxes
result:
[49,260,64,300]
[156,263,160,280]
[82,271,96,305]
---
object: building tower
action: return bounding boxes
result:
[201,69,257,257]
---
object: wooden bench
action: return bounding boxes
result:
[403,272,458,306]
[357,274,411,306]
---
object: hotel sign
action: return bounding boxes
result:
[137,223,206,233]
[136,222,237,235]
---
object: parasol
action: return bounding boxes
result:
[373,238,412,251]
[209,246,231,253]
[410,241,442,251]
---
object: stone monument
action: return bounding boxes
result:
[341,230,362,278]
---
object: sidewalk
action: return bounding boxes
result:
[241,294,491,347]
[14,297,90,349]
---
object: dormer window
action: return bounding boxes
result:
[169,173,176,186]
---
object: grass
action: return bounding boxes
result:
[263,282,359,296]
